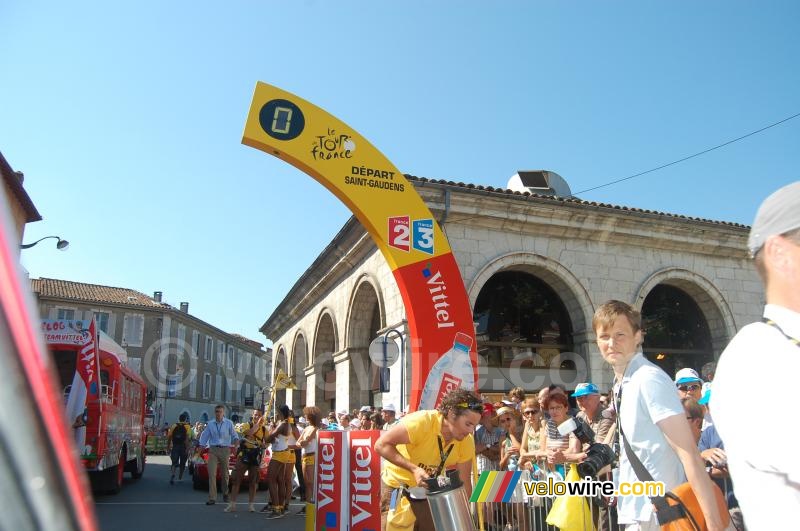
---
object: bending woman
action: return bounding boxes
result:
[375,388,482,531]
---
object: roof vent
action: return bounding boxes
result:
[153,291,163,302]
[180,302,189,313]
[507,170,572,198]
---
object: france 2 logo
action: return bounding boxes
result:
[388,216,434,255]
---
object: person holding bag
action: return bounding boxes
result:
[225,408,267,513]
[593,300,727,531]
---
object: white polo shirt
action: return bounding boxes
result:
[713,304,800,530]
[615,352,686,525]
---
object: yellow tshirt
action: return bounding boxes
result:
[238,422,267,449]
[382,410,475,488]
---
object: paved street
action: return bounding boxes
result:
[94,456,307,530]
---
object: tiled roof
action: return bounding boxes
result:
[405,175,749,229]
[230,333,265,350]
[31,278,167,309]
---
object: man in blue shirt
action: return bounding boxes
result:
[198,404,239,505]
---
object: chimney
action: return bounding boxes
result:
[153,291,163,302]
[180,302,189,313]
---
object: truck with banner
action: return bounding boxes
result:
[42,319,147,493]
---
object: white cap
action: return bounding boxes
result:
[383,403,396,412]
[675,367,702,385]
[359,405,371,413]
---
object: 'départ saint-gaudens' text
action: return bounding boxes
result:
[345,165,405,192]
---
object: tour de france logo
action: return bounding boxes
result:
[259,98,305,141]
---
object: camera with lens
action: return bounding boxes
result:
[557,417,617,478]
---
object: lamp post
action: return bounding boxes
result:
[20,235,69,250]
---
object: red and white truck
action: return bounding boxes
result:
[42,318,147,493]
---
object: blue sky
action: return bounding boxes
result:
[2,1,798,344]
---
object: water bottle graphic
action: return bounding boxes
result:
[419,332,474,410]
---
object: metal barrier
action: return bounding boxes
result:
[474,465,743,531]
[145,435,169,455]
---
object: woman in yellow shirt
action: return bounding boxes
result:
[375,388,482,530]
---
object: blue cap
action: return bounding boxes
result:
[572,383,600,398]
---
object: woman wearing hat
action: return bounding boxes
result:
[375,387,482,530]
[497,405,530,530]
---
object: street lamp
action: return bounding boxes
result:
[369,328,406,413]
[20,235,69,250]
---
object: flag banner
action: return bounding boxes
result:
[42,319,99,453]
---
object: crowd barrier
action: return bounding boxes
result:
[144,435,168,455]
[472,466,740,531]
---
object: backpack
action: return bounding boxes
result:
[172,423,187,445]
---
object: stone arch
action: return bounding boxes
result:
[634,268,736,357]
[290,331,308,407]
[345,275,385,410]
[345,274,385,347]
[469,252,594,336]
[468,252,597,391]
[313,310,339,410]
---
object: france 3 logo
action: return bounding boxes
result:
[388,216,434,254]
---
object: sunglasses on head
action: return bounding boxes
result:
[677,384,701,392]
[456,401,484,412]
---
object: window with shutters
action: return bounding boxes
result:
[93,311,110,333]
[191,330,200,359]
[122,313,145,347]
[203,373,211,399]
[205,336,213,361]
[56,307,76,320]
[177,324,186,348]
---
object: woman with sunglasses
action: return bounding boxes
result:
[497,405,530,531]
[540,392,582,477]
[375,387,482,530]
[518,398,545,471]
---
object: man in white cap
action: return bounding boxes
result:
[674,367,704,402]
[714,181,800,530]
[380,403,399,430]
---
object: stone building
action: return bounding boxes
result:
[261,172,762,413]
[32,278,272,424]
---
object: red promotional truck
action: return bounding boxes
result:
[42,318,147,493]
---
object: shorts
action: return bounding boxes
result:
[302,454,315,466]
[271,449,294,464]
[170,445,188,468]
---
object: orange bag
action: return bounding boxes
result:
[657,481,730,531]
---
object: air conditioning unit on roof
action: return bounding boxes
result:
[507,170,572,198]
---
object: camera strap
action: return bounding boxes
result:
[615,384,676,519]
[762,317,800,347]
